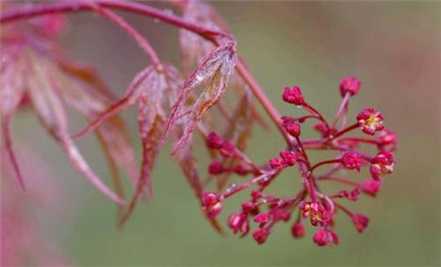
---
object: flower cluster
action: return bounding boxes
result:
[201,77,397,246]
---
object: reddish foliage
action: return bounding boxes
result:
[0,0,398,249]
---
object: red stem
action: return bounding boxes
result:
[303,102,329,129]
[309,159,341,172]
[295,136,311,169]
[327,123,359,141]
[295,114,320,123]
[338,137,378,145]
[332,92,350,128]
[318,176,359,187]
[305,175,318,202]
[334,202,353,217]
[221,171,276,199]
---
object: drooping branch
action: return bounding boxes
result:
[0,0,291,145]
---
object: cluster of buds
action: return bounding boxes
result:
[201,192,223,219]
[205,132,258,177]
[268,150,298,170]
[200,76,397,246]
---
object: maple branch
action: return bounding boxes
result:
[0,0,291,145]
[0,0,228,40]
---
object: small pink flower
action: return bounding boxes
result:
[291,222,305,238]
[280,150,297,166]
[252,227,270,245]
[370,152,394,178]
[300,202,331,226]
[313,228,339,246]
[357,108,384,135]
[341,152,363,171]
[282,86,305,106]
[360,178,382,196]
[269,157,285,170]
[339,76,361,97]
[351,213,369,233]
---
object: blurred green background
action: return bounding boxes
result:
[10,1,440,266]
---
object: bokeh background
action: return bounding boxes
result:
[5,1,441,266]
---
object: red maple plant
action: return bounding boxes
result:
[0,0,397,246]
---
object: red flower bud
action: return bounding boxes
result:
[233,163,250,176]
[360,178,382,196]
[201,192,223,219]
[351,213,369,233]
[280,150,297,166]
[291,222,305,238]
[202,192,218,206]
[241,201,259,215]
[282,117,301,137]
[313,228,339,246]
[269,157,285,170]
[208,160,224,175]
[341,152,363,171]
[206,132,224,149]
[338,188,360,201]
[219,141,235,157]
[349,187,361,201]
[282,86,305,106]
[254,212,271,224]
[378,129,397,146]
[252,227,270,245]
[228,212,249,235]
[339,76,361,97]
[272,209,291,221]
[250,190,262,201]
